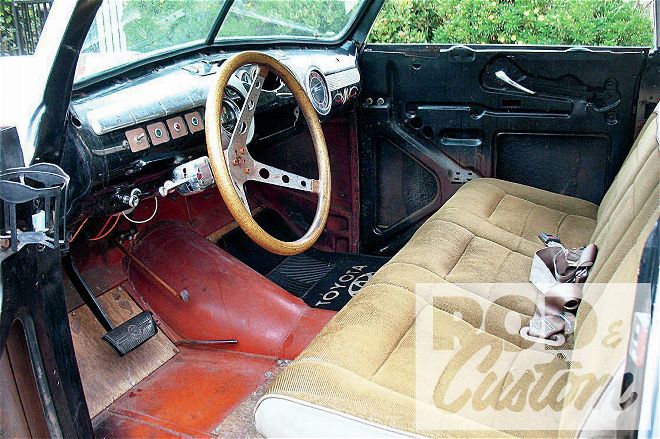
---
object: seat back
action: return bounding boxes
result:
[560,108,659,435]
[588,108,659,284]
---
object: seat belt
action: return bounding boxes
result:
[520,234,598,346]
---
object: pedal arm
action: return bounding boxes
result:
[62,255,114,332]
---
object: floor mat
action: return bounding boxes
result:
[219,209,389,311]
[218,209,293,276]
[267,251,388,311]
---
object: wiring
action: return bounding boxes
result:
[89,214,121,241]
[68,218,89,242]
[66,196,158,244]
[93,214,116,238]
[122,197,158,224]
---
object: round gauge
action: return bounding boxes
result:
[306,69,331,115]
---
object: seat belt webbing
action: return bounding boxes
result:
[521,235,597,345]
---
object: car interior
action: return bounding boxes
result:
[0,0,659,437]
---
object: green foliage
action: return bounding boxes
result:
[0,8,17,55]
[369,0,654,46]
[1,2,51,56]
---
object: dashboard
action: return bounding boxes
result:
[67,46,361,218]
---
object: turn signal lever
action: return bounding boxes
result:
[158,156,214,197]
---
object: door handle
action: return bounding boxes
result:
[495,70,536,95]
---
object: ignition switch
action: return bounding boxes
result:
[117,188,142,208]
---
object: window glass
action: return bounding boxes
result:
[76,1,224,82]
[216,0,364,41]
[369,0,654,46]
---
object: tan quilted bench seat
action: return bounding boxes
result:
[373,178,600,325]
[255,109,659,437]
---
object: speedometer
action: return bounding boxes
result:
[306,69,331,115]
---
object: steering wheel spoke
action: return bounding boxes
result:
[227,64,268,152]
[223,148,250,208]
[248,160,318,193]
[234,182,250,212]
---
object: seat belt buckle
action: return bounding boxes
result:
[527,315,564,338]
[520,314,570,347]
[538,232,561,246]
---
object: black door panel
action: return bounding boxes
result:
[358,44,647,254]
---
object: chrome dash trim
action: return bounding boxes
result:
[326,68,360,92]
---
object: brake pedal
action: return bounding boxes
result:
[102,311,158,356]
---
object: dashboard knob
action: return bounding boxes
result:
[334,93,344,104]
[348,86,359,99]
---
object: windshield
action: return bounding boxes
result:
[217,0,363,40]
[75,0,366,83]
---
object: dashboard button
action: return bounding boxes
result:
[185,111,204,133]
[147,122,169,145]
[125,128,150,152]
[166,116,188,139]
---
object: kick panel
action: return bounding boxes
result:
[375,137,438,229]
[358,44,647,254]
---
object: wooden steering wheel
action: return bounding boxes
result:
[205,51,331,256]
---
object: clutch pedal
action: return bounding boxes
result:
[63,255,157,356]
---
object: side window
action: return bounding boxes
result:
[369,0,655,47]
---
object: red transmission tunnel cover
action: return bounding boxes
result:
[127,221,334,358]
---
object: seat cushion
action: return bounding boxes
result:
[369,177,599,337]
[255,223,653,438]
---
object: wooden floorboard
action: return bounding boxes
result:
[69,286,177,418]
